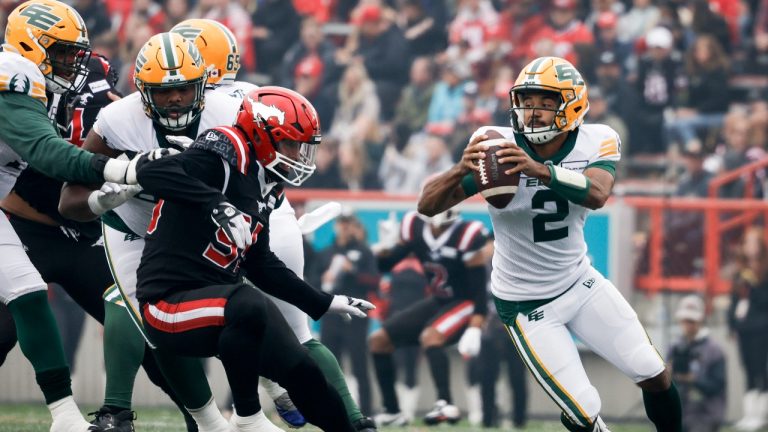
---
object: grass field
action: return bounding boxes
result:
[0,404,734,432]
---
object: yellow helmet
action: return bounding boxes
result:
[509,56,589,144]
[134,32,208,131]
[170,19,239,86]
[3,0,90,94]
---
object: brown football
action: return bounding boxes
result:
[472,129,520,209]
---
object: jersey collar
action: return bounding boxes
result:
[513,129,579,166]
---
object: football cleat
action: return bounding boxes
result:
[352,416,377,431]
[423,400,461,425]
[88,407,135,431]
[273,392,306,428]
[373,412,408,427]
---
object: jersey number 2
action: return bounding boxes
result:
[532,190,569,242]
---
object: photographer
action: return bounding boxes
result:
[668,295,726,432]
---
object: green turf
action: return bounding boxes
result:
[0,404,629,431]
[0,404,731,431]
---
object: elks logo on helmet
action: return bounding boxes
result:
[251,100,286,126]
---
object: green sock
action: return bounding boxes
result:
[7,291,72,404]
[103,301,145,409]
[150,349,212,410]
[304,338,363,423]
[643,382,683,432]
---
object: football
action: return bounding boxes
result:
[472,129,519,209]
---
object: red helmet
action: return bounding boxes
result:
[236,86,321,186]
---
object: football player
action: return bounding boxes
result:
[0,1,160,431]
[58,32,242,432]
[418,56,682,432]
[369,208,490,426]
[132,86,374,432]
[0,50,200,431]
[172,18,377,432]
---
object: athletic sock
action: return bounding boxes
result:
[305,338,364,423]
[372,352,400,413]
[188,396,228,431]
[259,376,287,400]
[48,395,86,423]
[425,347,452,403]
[8,291,72,403]
[102,300,144,409]
[643,382,683,432]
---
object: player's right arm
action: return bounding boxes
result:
[417,133,489,216]
[59,130,121,221]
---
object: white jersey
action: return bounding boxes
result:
[474,124,621,301]
[0,52,48,198]
[94,90,240,236]
[211,80,258,100]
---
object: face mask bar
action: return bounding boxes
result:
[45,40,91,94]
[265,140,319,186]
[141,79,205,131]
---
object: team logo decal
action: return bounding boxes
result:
[171,25,203,42]
[9,74,30,94]
[527,310,544,322]
[251,99,285,125]
[20,4,61,31]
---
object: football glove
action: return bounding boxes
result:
[457,326,482,358]
[211,202,252,250]
[87,182,143,215]
[329,295,375,319]
[165,135,194,150]
[102,148,180,185]
[371,212,399,254]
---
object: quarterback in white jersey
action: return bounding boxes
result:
[418,57,682,432]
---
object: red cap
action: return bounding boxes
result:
[295,55,324,79]
[552,0,576,9]
[596,11,617,29]
[353,4,382,25]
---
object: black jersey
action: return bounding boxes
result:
[11,54,119,238]
[378,211,489,314]
[135,126,332,319]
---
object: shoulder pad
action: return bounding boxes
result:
[189,127,251,174]
[0,52,46,103]
[401,211,422,243]
[458,221,488,252]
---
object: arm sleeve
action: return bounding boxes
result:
[244,229,333,320]
[135,148,228,213]
[0,92,102,184]
[377,243,413,272]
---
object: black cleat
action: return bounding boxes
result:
[353,416,378,431]
[89,407,136,432]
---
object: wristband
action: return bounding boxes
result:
[545,161,591,205]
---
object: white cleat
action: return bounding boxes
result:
[423,399,461,425]
[229,410,286,432]
[373,412,408,427]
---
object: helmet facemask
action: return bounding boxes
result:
[427,209,459,229]
[138,78,206,131]
[44,38,91,94]
[509,87,571,145]
[264,137,319,186]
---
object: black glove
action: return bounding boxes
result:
[211,202,252,250]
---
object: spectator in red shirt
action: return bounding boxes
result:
[525,0,594,66]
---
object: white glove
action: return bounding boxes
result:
[328,295,375,319]
[457,326,482,358]
[371,212,399,254]
[297,201,342,234]
[165,135,194,149]
[102,148,181,185]
[87,182,143,215]
[211,202,252,250]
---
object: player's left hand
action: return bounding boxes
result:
[494,142,549,179]
[211,202,253,250]
[457,326,482,358]
[329,295,376,319]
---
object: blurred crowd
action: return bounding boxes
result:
[1,0,765,193]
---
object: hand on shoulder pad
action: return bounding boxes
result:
[102,148,180,184]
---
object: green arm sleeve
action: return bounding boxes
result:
[0,92,102,184]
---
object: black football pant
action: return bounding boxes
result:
[142,282,355,432]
